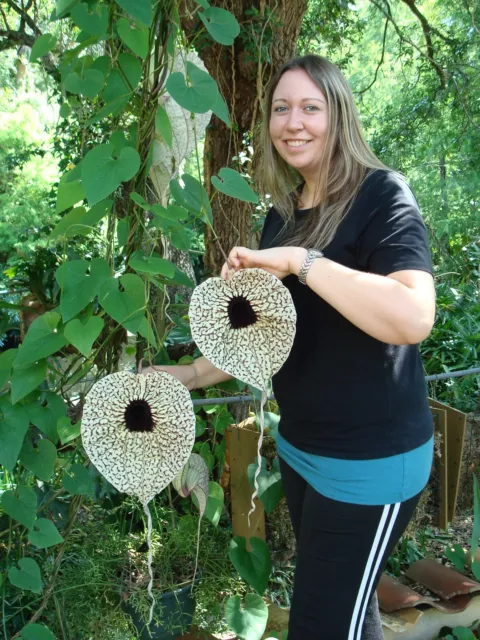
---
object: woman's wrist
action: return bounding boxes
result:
[289,247,308,276]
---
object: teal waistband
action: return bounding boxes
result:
[276,432,434,505]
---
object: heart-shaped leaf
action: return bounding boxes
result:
[170,173,212,224]
[116,18,149,59]
[64,68,105,99]
[173,453,209,516]
[444,544,467,571]
[10,360,47,404]
[115,0,152,26]
[452,628,477,640]
[102,53,142,103]
[211,88,230,126]
[55,0,79,19]
[55,166,86,214]
[56,258,110,322]
[255,411,280,440]
[247,457,284,515]
[28,518,64,549]
[204,481,224,526]
[471,474,480,561]
[20,624,55,640]
[229,536,271,596]
[472,560,480,580]
[1,486,37,528]
[82,143,140,206]
[212,168,259,203]
[27,392,67,442]
[0,399,29,469]
[30,34,57,62]
[199,7,240,45]
[155,103,172,147]
[166,61,218,113]
[20,439,57,482]
[8,558,42,594]
[129,251,175,278]
[63,463,94,495]
[0,348,17,387]
[98,273,146,333]
[57,416,82,445]
[51,200,111,238]
[15,312,68,366]
[64,316,104,357]
[71,2,108,36]
[150,203,189,221]
[225,593,268,640]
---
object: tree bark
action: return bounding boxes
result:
[181,0,308,275]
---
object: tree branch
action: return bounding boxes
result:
[2,0,41,35]
[356,16,388,95]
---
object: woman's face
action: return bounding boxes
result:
[269,68,329,182]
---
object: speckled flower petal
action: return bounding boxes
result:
[189,268,296,389]
[81,371,195,504]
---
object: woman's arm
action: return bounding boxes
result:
[142,355,233,390]
[290,248,435,345]
[223,246,435,346]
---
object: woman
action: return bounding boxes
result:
[145,55,436,639]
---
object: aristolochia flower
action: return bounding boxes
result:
[81,371,196,505]
[189,268,297,390]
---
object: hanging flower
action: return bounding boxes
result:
[189,268,297,390]
[81,371,196,505]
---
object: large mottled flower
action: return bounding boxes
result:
[81,371,196,505]
[189,268,297,390]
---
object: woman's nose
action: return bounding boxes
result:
[285,108,304,130]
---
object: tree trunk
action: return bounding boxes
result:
[182,0,308,275]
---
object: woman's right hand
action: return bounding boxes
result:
[141,364,196,390]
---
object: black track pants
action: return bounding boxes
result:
[279,457,423,640]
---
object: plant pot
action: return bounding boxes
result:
[123,582,196,640]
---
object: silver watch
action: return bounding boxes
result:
[298,249,324,285]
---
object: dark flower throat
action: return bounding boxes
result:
[228,295,258,329]
[124,399,154,432]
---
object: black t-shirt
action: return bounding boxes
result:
[259,169,434,460]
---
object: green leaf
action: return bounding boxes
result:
[162,265,195,288]
[116,18,149,59]
[10,360,47,405]
[199,7,240,46]
[116,216,131,247]
[444,544,466,571]
[247,457,284,515]
[57,416,82,445]
[81,143,140,206]
[211,88,230,126]
[52,200,111,238]
[1,486,37,528]
[98,274,146,333]
[138,317,157,349]
[166,62,218,113]
[63,463,94,495]
[8,558,42,594]
[471,474,480,561]
[56,258,110,322]
[20,624,56,640]
[64,316,104,357]
[151,203,189,221]
[255,411,280,440]
[472,561,480,580]
[204,481,224,526]
[15,312,68,366]
[211,168,259,203]
[0,348,17,388]
[87,96,129,125]
[229,536,271,596]
[59,102,72,118]
[55,169,86,214]
[30,34,57,62]
[27,392,67,442]
[115,0,152,26]
[71,3,108,36]
[452,628,477,640]
[173,453,209,517]
[28,518,64,549]
[64,68,105,99]
[213,409,234,435]
[102,53,142,102]
[170,173,212,224]
[129,251,175,277]
[20,439,57,482]
[155,104,173,147]
[55,0,79,18]
[225,593,268,640]
[0,400,29,470]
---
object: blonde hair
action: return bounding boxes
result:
[258,55,389,250]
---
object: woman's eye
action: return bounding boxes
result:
[305,105,319,112]
[274,106,287,113]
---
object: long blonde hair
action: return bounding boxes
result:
[259,55,389,250]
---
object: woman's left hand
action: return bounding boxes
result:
[220,246,307,280]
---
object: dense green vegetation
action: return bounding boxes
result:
[0,0,478,638]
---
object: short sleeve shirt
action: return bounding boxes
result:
[259,169,434,459]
